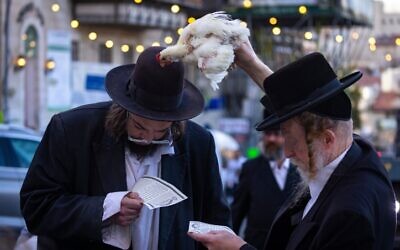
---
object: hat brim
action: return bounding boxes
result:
[105,64,205,121]
[256,71,362,131]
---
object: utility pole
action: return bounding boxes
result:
[1,0,11,123]
[0,0,3,122]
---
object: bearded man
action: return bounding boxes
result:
[189,40,396,250]
[231,112,300,250]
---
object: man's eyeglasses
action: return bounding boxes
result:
[127,132,173,146]
[126,111,173,146]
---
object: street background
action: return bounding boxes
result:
[1,0,400,249]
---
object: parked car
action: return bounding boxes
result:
[0,124,41,229]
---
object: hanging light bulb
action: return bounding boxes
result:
[171,4,180,13]
[14,55,27,70]
[298,5,307,15]
[164,36,173,44]
[269,17,277,25]
[272,27,281,36]
[45,58,56,73]
[70,20,79,29]
[136,45,144,53]
[88,32,97,41]
[121,44,130,53]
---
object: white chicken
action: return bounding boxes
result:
[159,11,250,90]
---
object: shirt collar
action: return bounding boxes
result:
[269,158,290,170]
[308,145,351,200]
[160,143,175,156]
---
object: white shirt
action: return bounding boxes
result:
[101,144,174,249]
[224,156,246,188]
[269,158,290,190]
[302,146,351,218]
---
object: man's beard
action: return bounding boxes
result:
[291,139,326,204]
[263,143,284,161]
[126,140,159,161]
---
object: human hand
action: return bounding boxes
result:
[188,230,246,250]
[113,192,144,226]
[234,38,273,89]
[234,37,259,70]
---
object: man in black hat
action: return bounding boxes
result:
[189,40,396,249]
[20,46,230,249]
[231,111,300,250]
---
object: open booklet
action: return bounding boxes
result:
[132,176,187,209]
[188,221,235,235]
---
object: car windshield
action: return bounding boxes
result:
[10,138,39,167]
[0,137,40,168]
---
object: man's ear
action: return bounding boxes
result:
[323,129,336,148]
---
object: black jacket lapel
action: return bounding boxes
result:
[301,142,362,223]
[93,134,127,194]
[284,164,300,195]
[285,142,362,249]
[158,143,187,250]
[286,222,318,250]
[264,192,310,250]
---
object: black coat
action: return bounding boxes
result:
[20,102,231,250]
[241,136,396,250]
[232,156,300,249]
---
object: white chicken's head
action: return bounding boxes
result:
[159,44,190,62]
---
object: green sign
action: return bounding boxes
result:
[246,147,260,159]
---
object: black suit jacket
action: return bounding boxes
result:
[241,136,396,250]
[20,102,231,250]
[232,156,300,249]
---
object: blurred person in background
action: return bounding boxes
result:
[231,110,300,249]
[20,46,230,250]
[207,128,243,201]
[223,149,246,203]
[189,39,396,250]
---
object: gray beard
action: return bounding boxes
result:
[262,143,284,161]
[290,141,326,205]
[290,176,310,206]
[264,148,284,161]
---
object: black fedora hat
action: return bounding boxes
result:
[105,46,204,121]
[262,109,280,132]
[256,52,362,131]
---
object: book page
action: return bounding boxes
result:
[132,176,187,209]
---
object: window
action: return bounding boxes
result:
[24,26,38,58]
[99,44,112,63]
[122,45,134,64]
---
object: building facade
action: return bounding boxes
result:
[0,0,213,131]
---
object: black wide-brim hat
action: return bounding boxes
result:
[256,52,362,131]
[105,46,204,121]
